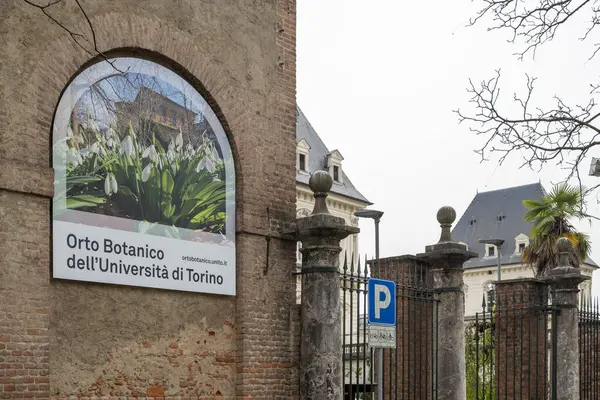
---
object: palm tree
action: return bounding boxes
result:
[522,183,592,276]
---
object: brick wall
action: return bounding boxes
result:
[494,279,549,399]
[0,0,298,398]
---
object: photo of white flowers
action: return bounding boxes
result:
[52,58,235,240]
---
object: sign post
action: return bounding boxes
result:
[368,278,396,399]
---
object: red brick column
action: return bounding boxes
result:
[494,278,549,400]
[371,255,434,399]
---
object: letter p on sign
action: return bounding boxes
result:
[368,278,396,326]
[374,284,391,319]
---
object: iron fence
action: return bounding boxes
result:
[469,289,600,400]
[468,289,552,400]
[341,255,372,399]
[580,297,600,400]
[341,255,439,399]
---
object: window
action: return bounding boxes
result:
[514,233,529,255]
[171,111,177,125]
[296,138,310,173]
[299,153,306,171]
[161,106,167,122]
[326,150,343,183]
[488,246,495,257]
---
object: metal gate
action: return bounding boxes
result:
[341,255,439,399]
[468,290,553,400]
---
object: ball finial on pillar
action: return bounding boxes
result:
[437,206,456,243]
[309,171,333,215]
[556,237,575,269]
[556,237,572,253]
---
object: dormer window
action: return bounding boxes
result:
[514,233,529,255]
[327,149,344,184]
[299,153,306,171]
[297,138,311,173]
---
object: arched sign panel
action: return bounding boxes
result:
[52,58,236,295]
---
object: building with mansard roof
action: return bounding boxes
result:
[295,106,371,277]
[452,182,597,318]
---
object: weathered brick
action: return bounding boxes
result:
[0,1,298,399]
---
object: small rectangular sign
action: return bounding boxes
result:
[368,325,396,348]
[368,278,396,326]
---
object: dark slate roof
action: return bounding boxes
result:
[296,107,371,204]
[452,182,598,269]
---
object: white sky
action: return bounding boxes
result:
[296,0,600,296]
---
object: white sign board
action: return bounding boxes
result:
[368,325,397,348]
[51,57,236,295]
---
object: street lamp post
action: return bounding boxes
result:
[354,208,384,400]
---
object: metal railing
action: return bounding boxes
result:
[341,254,439,399]
[579,297,600,400]
[468,289,553,399]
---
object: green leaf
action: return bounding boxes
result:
[161,169,175,195]
[66,195,106,209]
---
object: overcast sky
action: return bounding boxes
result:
[296,0,600,296]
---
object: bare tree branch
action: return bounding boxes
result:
[23,0,126,73]
[468,0,600,60]
[456,70,600,170]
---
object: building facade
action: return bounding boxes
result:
[452,183,597,318]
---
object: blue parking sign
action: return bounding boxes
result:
[368,278,396,326]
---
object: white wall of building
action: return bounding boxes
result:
[464,264,595,317]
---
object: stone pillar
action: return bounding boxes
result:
[494,278,549,399]
[296,171,359,400]
[544,238,590,400]
[417,206,477,400]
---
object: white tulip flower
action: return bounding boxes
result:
[175,129,183,149]
[111,173,118,194]
[195,158,205,173]
[205,157,216,173]
[104,128,117,149]
[66,148,82,166]
[142,144,157,161]
[89,142,106,157]
[142,163,152,183]
[104,174,111,195]
[196,156,216,173]
[119,136,136,159]
[104,173,118,195]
